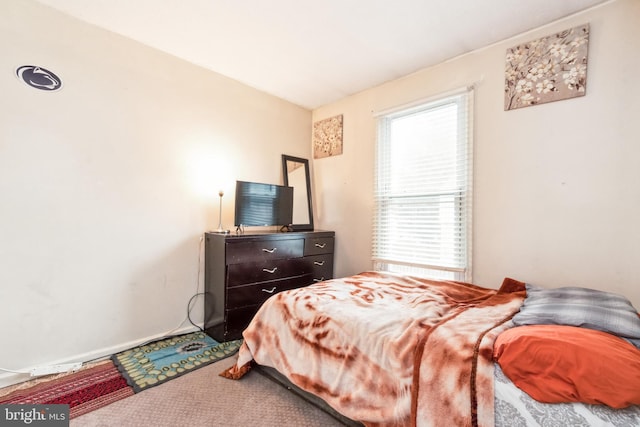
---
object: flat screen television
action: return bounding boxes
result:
[234,180,294,227]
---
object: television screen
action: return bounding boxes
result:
[234,181,294,227]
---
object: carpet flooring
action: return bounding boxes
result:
[71,356,346,427]
[1,334,342,425]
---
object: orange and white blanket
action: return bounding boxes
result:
[221,272,525,427]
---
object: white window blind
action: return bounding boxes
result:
[373,88,473,282]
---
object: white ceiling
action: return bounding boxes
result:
[35,0,609,110]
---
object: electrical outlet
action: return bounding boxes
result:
[30,362,82,376]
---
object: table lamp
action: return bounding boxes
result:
[215,189,230,234]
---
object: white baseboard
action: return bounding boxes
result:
[0,324,202,390]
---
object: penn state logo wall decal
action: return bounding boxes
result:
[16,65,62,91]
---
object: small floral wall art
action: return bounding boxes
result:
[505,24,589,111]
[313,114,343,159]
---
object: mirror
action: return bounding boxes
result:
[282,154,314,231]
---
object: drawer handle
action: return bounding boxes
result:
[262,247,277,253]
[314,261,325,266]
[262,287,277,294]
[314,243,326,249]
[262,267,278,274]
[313,277,325,282]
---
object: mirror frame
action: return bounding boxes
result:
[282,154,314,231]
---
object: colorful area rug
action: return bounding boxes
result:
[0,332,242,419]
[112,331,242,393]
[0,360,133,419]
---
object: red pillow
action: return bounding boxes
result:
[494,325,640,408]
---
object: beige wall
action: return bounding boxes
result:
[0,0,310,386]
[313,0,640,309]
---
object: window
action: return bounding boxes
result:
[373,88,473,282]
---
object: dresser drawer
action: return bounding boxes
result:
[227,275,312,309]
[227,258,309,287]
[226,238,304,264]
[306,254,333,282]
[304,236,334,256]
[224,305,261,340]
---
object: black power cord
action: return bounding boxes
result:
[187,292,205,332]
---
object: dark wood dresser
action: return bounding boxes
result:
[204,230,335,342]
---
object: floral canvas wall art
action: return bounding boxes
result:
[505,24,589,111]
[313,114,343,159]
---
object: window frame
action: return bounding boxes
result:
[372,88,474,282]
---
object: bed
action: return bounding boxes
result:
[221,271,640,426]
